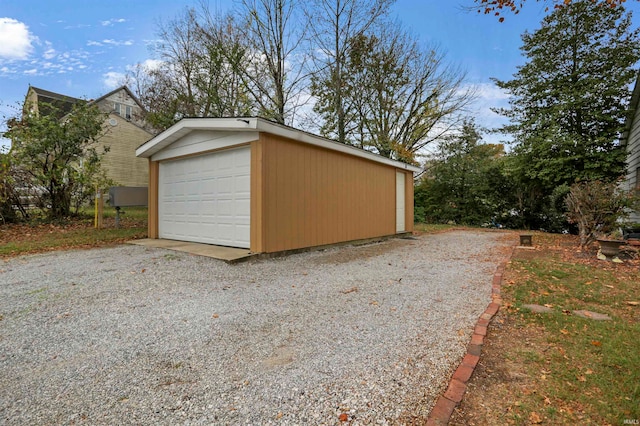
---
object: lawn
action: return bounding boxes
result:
[0,206,147,258]
[451,232,640,425]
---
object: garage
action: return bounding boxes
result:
[158,146,250,248]
[136,117,420,254]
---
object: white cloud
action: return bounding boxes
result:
[100,39,134,46]
[101,18,126,26]
[0,18,36,60]
[24,68,38,75]
[141,59,162,70]
[103,71,124,89]
[43,41,56,59]
[87,40,102,46]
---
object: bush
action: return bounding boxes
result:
[565,180,638,249]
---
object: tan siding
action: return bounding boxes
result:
[260,133,397,253]
[250,140,264,253]
[148,160,159,239]
[101,116,151,187]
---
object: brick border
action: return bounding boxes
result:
[425,247,514,426]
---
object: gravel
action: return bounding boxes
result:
[0,230,509,425]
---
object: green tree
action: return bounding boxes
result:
[417,120,509,225]
[7,102,108,218]
[494,0,640,228]
[472,0,635,21]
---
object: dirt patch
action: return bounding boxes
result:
[309,238,412,265]
[449,311,548,426]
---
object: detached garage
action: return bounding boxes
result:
[136,117,420,254]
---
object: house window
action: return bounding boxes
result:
[125,105,132,120]
[113,103,121,114]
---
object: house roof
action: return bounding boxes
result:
[87,85,147,112]
[27,86,85,117]
[135,117,422,173]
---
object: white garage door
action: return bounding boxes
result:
[158,146,251,248]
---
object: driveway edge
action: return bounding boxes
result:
[426,242,516,426]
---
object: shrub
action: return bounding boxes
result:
[564,180,638,249]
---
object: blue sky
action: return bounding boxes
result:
[1,0,639,150]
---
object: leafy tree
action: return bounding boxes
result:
[0,151,20,223]
[472,0,634,21]
[6,102,109,218]
[494,0,640,229]
[416,120,509,225]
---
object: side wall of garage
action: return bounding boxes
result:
[252,133,413,253]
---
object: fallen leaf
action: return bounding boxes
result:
[543,303,553,308]
[529,411,542,424]
[604,285,614,289]
[141,268,146,273]
[370,300,379,306]
[457,329,465,336]
[577,375,586,382]
[276,412,283,419]
[340,287,358,294]
[560,329,569,335]
[338,413,348,422]
[585,369,594,375]
[625,301,639,306]
[591,340,602,347]
[544,396,551,405]
[212,314,219,319]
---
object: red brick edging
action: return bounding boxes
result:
[425,250,512,425]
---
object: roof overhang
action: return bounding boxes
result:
[136,117,421,173]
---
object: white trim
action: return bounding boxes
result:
[151,130,257,162]
[136,117,421,173]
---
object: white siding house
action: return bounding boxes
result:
[621,73,640,224]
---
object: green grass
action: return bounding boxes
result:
[506,251,640,423]
[0,206,148,257]
[413,223,459,233]
[0,227,147,257]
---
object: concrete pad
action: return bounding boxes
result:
[128,239,255,263]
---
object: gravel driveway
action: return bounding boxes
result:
[0,230,510,425]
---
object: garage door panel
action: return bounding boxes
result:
[159,146,251,248]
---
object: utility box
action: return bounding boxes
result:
[109,186,148,207]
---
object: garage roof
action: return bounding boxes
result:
[136,117,421,173]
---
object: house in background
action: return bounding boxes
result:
[621,73,640,224]
[136,117,420,254]
[23,85,153,187]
